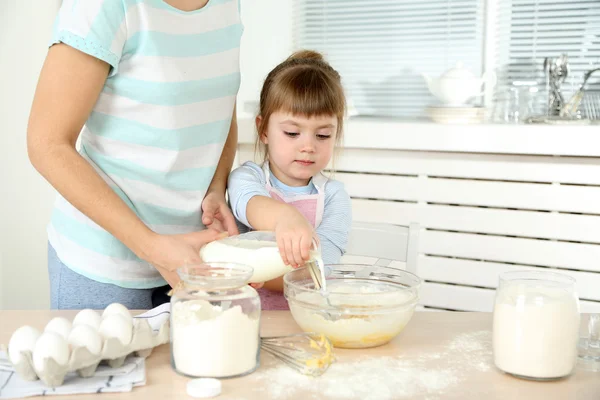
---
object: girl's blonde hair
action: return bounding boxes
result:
[255,50,346,162]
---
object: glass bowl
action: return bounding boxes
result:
[284,264,421,349]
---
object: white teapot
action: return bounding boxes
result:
[422,63,495,105]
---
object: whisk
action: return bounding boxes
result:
[261,333,335,377]
[307,239,327,291]
[306,243,341,321]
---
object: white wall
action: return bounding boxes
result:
[0,0,291,309]
[237,0,293,115]
[0,0,61,309]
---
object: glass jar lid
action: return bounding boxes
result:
[177,262,254,291]
[499,270,576,289]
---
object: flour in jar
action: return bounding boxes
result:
[200,237,295,283]
[171,300,260,378]
[493,284,580,379]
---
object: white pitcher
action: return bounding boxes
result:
[422,63,496,105]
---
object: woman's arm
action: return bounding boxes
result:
[201,104,240,235]
[27,44,220,286]
[207,104,238,195]
[27,44,155,257]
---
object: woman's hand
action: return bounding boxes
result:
[274,211,315,268]
[140,230,227,287]
[201,191,239,236]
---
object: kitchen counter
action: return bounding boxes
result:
[1,310,598,399]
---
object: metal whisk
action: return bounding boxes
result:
[307,239,327,291]
[261,333,335,377]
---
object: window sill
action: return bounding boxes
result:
[237,115,600,157]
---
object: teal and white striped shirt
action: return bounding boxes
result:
[47,0,243,288]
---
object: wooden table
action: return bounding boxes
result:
[1,311,598,399]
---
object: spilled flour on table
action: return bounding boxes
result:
[446,330,492,372]
[250,330,493,400]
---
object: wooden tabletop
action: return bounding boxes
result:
[1,310,598,399]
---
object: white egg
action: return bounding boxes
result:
[73,309,102,330]
[99,314,133,346]
[8,326,41,364]
[44,317,72,340]
[33,332,70,372]
[68,325,103,356]
[102,303,132,322]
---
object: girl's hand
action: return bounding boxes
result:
[274,211,315,268]
[140,230,227,287]
[201,191,239,236]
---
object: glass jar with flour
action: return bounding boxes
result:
[493,271,580,380]
[170,262,261,378]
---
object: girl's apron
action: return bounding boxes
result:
[258,162,327,310]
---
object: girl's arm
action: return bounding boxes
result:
[27,44,221,286]
[247,196,314,267]
[262,180,352,292]
[228,164,314,267]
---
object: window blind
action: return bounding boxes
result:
[495,0,600,114]
[293,0,485,119]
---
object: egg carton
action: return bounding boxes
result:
[8,317,169,388]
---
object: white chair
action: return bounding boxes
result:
[341,221,420,274]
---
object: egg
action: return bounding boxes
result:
[102,303,132,322]
[68,325,103,356]
[72,309,102,330]
[99,314,133,346]
[32,332,70,372]
[8,325,41,364]
[44,317,72,340]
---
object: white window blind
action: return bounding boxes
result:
[293,0,485,119]
[495,0,600,107]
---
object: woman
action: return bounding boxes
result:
[27,0,242,309]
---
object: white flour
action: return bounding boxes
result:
[171,300,260,378]
[493,284,580,379]
[248,330,493,399]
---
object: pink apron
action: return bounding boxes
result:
[258,162,327,310]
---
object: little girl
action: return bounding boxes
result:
[228,50,352,310]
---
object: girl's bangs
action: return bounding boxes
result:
[271,73,345,119]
